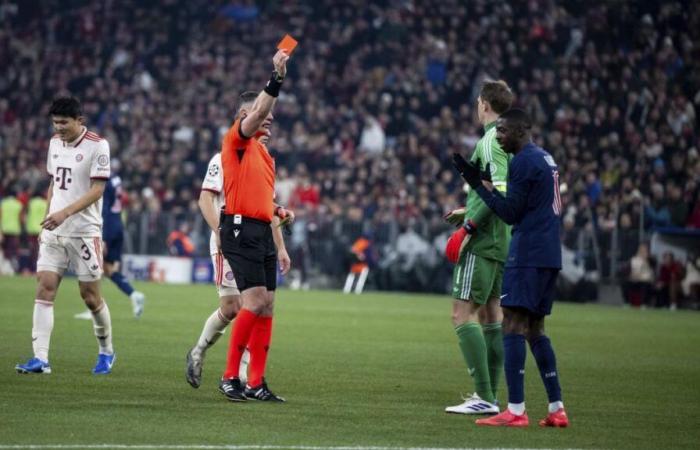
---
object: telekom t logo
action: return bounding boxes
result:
[55,167,72,190]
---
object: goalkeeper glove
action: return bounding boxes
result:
[445,220,477,263]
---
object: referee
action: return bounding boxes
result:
[218,49,290,402]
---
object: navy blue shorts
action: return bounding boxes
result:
[501,267,559,317]
[103,232,124,264]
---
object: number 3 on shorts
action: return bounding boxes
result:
[80,243,91,260]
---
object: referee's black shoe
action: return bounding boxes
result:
[219,377,247,402]
[244,378,286,402]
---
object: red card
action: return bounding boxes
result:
[277,34,298,55]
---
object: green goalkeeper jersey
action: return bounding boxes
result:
[463,121,511,262]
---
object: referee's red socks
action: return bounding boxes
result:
[223,308,257,379]
[247,315,273,388]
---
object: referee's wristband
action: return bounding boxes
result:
[264,71,284,97]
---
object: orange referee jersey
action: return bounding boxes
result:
[221,118,275,222]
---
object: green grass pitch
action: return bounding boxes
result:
[1,275,699,450]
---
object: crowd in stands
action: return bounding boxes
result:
[1,0,699,302]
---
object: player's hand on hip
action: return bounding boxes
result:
[278,248,291,275]
[41,209,69,230]
[273,50,289,78]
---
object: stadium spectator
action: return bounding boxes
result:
[687,190,700,228]
[617,212,640,263]
[24,187,48,273]
[626,243,656,307]
[0,189,23,271]
[343,234,373,294]
[667,184,688,227]
[656,251,684,310]
[682,254,700,309]
[167,223,195,257]
[644,184,672,229]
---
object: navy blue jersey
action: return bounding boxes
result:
[102,175,124,240]
[475,143,562,269]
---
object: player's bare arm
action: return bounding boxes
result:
[239,50,290,138]
[271,216,291,275]
[44,179,54,220]
[198,190,221,252]
[41,179,106,231]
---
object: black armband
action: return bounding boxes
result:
[263,71,284,97]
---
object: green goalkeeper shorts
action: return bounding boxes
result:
[452,251,504,304]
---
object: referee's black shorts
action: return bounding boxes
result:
[220,214,277,292]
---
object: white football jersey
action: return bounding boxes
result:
[201,152,225,255]
[46,128,110,237]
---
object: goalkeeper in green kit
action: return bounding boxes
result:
[443,80,514,414]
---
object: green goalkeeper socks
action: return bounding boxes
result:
[482,322,504,401]
[455,322,495,404]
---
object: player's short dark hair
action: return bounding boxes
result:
[236,91,259,115]
[500,108,533,130]
[49,97,82,118]
[480,80,513,115]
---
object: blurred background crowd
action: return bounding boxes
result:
[1,0,699,307]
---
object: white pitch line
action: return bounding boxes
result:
[0,446,589,450]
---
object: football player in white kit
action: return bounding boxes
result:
[15,97,116,375]
[185,131,293,389]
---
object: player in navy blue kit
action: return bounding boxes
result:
[75,160,145,319]
[453,109,568,428]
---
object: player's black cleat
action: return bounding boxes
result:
[244,379,286,402]
[219,377,247,402]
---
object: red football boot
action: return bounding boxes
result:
[475,409,529,427]
[539,408,569,427]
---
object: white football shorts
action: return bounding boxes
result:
[37,232,103,282]
[211,252,239,297]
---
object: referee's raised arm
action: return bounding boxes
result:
[239,50,289,138]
